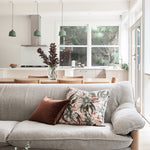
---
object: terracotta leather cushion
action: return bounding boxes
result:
[29,96,70,125]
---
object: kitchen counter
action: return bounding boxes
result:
[0,68,66,78]
[0,68,128,82]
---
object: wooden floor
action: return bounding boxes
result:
[139,122,150,150]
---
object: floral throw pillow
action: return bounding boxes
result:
[58,88,110,126]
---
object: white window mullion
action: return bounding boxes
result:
[57,26,61,66]
[87,24,91,67]
[91,45,119,48]
[59,45,87,48]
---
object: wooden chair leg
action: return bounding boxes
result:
[131,130,139,150]
[111,77,117,83]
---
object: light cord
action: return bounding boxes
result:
[12,1,14,29]
[62,0,63,27]
[35,0,39,26]
[60,0,64,27]
[37,1,39,16]
[37,1,39,25]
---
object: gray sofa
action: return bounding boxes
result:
[0,82,145,150]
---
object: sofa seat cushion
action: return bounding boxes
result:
[0,121,18,147]
[8,120,132,150]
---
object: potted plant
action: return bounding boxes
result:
[121,63,129,71]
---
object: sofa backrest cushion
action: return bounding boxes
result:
[0,81,134,123]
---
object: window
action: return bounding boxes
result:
[91,26,119,66]
[59,25,119,67]
[60,26,87,66]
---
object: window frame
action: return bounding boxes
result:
[57,24,120,68]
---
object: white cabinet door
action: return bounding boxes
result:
[74,69,95,78]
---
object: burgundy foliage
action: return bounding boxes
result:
[37,43,70,68]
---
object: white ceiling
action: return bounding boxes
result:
[0,0,129,16]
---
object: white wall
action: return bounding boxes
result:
[129,0,142,27]
[143,0,150,74]
[0,13,128,67]
[0,15,31,68]
[143,0,150,121]
[120,13,129,63]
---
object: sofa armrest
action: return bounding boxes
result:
[131,130,139,150]
[111,103,145,135]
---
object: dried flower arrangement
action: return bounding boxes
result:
[37,43,70,68]
[37,43,70,80]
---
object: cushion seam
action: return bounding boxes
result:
[8,138,132,142]
[6,122,19,142]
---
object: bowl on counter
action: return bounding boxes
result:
[9,64,18,68]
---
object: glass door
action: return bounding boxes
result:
[136,26,141,105]
[131,19,142,112]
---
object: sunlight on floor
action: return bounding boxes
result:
[139,122,150,150]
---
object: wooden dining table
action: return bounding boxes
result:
[0,78,110,84]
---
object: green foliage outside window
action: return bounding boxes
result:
[60,26,87,45]
[59,26,119,66]
[92,47,119,66]
[60,47,87,66]
[92,26,119,45]
[92,26,119,66]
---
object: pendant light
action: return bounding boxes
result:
[9,0,16,37]
[59,0,66,37]
[34,0,41,37]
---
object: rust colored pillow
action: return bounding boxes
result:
[29,96,70,125]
